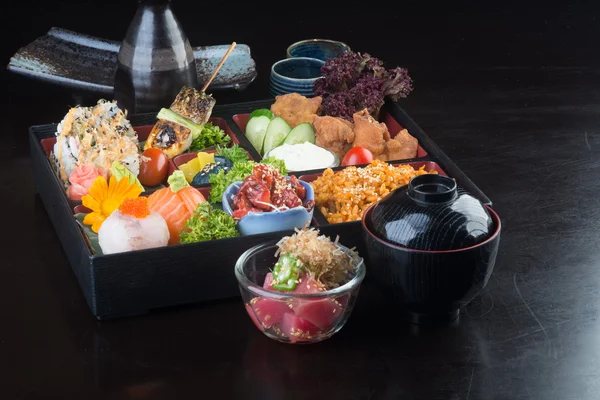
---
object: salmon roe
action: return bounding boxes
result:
[119,197,151,219]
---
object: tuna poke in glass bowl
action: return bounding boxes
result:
[235,228,366,344]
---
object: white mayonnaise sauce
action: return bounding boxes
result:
[268,143,336,171]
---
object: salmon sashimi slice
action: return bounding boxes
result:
[162,202,189,244]
[147,187,206,245]
[147,189,185,245]
[178,187,206,214]
[147,187,175,213]
[148,188,177,213]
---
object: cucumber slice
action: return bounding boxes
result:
[250,108,274,120]
[262,117,292,155]
[282,123,315,145]
[245,115,271,153]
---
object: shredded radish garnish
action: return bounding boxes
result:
[253,200,290,212]
[274,227,360,289]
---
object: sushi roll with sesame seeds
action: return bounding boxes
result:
[53,99,141,184]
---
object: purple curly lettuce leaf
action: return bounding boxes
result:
[313,50,413,119]
[317,50,363,92]
[318,93,355,121]
[359,53,386,78]
[351,75,386,116]
[382,67,414,101]
[319,76,386,121]
[313,76,328,96]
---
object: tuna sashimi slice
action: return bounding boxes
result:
[245,304,264,332]
[263,272,274,289]
[293,298,342,331]
[251,298,290,328]
[279,312,321,343]
[293,276,326,294]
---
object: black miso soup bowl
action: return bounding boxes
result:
[361,174,501,325]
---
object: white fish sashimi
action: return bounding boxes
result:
[98,211,170,254]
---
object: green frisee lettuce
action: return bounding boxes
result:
[208,157,288,203]
[180,202,239,243]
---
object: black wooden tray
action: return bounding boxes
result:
[30,99,491,320]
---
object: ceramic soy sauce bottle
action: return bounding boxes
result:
[114,0,199,115]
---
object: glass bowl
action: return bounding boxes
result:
[234,240,366,344]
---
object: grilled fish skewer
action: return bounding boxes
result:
[144,85,216,158]
[168,42,235,125]
[169,86,216,126]
[145,41,237,158]
[143,119,193,159]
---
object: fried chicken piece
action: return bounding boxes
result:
[313,116,355,159]
[377,129,419,161]
[352,109,389,157]
[270,93,322,127]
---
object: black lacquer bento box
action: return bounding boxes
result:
[30,98,492,320]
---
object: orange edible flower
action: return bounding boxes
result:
[119,197,151,219]
[82,175,143,233]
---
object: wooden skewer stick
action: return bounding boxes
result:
[201,42,237,92]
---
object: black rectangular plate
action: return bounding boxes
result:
[30,99,491,320]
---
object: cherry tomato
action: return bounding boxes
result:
[138,148,169,187]
[341,146,374,166]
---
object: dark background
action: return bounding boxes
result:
[3,1,600,399]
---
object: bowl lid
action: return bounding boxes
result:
[365,174,494,250]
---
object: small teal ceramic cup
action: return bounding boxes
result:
[286,39,351,61]
[222,180,315,236]
[270,57,325,98]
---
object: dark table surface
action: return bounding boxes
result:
[2,1,600,399]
